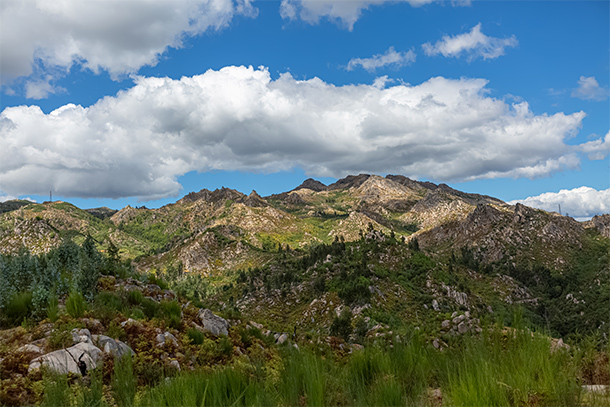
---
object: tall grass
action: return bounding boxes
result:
[66,291,87,318]
[442,327,581,406]
[112,354,137,407]
[137,325,587,407]
[40,370,70,407]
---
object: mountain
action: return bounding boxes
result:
[1,174,608,337]
[1,175,608,406]
[2,174,608,274]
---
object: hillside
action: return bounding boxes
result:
[0,174,609,406]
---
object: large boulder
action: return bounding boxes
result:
[28,342,102,375]
[197,309,228,336]
[92,335,134,359]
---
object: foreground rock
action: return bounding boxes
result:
[198,309,229,336]
[28,342,102,374]
[28,335,134,375]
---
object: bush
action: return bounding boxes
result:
[160,300,182,329]
[47,295,59,323]
[141,297,160,319]
[127,290,143,306]
[337,276,371,306]
[112,354,136,407]
[187,328,204,345]
[3,292,34,326]
[130,307,145,320]
[41,370,70,407]
[66,291,87,318]
[330,308,353,342]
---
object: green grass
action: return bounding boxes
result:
[112,354,137,407]
[133,324,587,407]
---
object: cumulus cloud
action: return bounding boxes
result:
[0,194,35,203]
[577,132,610,160]
[571,76,609,101]
[423,23,517,61]
[0,66,588,200]
[280,0,435,30]
[347,47,416,72]
[0,0,256,95]
[510,187,610,220]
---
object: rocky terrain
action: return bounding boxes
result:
[0,174,609,406]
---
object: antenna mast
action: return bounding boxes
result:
[558,204,561,216]
[50,191,52,202]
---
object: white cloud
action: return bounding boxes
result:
[280,0,435,30]
[0,194,35,203]
[0,0,257,95]
[0,66,588,200]
[423,23,517,61]
[24,76,65,99]
[571,76,609,101]
[577,131,610,160]
[372,75,395,89]
[510,187,610,220]
[347,47,416,72]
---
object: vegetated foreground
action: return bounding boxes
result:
[0,174,609,406]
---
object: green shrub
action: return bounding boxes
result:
[188,328,204,345]
[3,292,33,326]
[96,291,125,311]
[112,354,136,407]
[127,290,143,306]
[141,297,160,319]
[66,291,87,318]
[41,370,70,407]
[130,307,145,320]
[106,320,127,342]
[79,367,104,407]
[218,336,233,357]
[147,273,169,290]
[160,300,181,329]
[47,295,59,323]
[330,308,353,342]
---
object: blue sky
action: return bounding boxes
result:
[0,0,608,219]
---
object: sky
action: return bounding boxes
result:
[0,0,608,220]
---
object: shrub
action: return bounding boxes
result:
[66,291,87,318]
[47,295,59,322]
[141,297,160,319]
[337,276,371,306]
[330,308,353,342]
[187,328,204,345]
[112,354,136,407]
[160,300,182,329]
[106,320,127,342]
[130,307,145,320]
[40,370,70,407]
[127,290,143,306]
[3,292,33,326]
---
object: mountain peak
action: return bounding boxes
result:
[294,178,327,192]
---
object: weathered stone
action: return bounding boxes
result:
[120,318,142,328]
[156,332,178,347]
[92,335,134,359]
[17,344,43,354]
[432,300,440,311]
[457,322,469,334]
[277,333,288,344]
[433,339,440,349]
[197,309,228,336]
[169,360,181,371]
[441,320,450,330]
[71,328,92,344]
[29,342,102,375]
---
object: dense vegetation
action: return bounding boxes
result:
[0,227,609,406]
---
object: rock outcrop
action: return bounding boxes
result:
[198,309,229,336]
